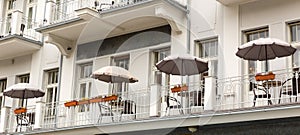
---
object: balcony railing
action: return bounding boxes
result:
[49,0,151,24]
[21,17,42,41]
[216,69,300,111]
[0,17,42,42]
[4,68,300,134]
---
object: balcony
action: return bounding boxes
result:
[216,0,261,5]
[0,16,42,60]
[38,0,186,56]
[2,68,300,134]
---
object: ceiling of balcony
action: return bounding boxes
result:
[217,0,259,5]
[0,35,42,60]
[77,16,169,44]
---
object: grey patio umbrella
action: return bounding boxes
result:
[91,66,138,83]
[236,38,296,71]
[3,83,45,106]
[155,55,209,76]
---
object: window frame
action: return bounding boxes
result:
[195,37,219,77]
[243,27,269,74]
[77,63,93,112]
[0,78,7,109]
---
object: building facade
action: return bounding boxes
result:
[1,0,300,134]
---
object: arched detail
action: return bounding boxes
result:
[155,5,185,34]
[44,34,75,57]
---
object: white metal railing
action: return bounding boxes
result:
[216,68,300,111]
[21,17,42,41]
[159,81,205,116]
[0,19,12,37]
[51,0,94,24]
[0,17,42,42]
[40,88,150,129]
[5,68,300,134]
[6,105,36,133]
[49,0,151,24]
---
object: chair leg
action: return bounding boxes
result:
[99,116,102,124]
[253,97,257,107]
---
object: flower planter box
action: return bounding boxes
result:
[171,86,188,93]
[255,72,275,81]
[89,98,104,103]
[90,95,118,103]
[14,108,27,114]
[78,100,89,105]
[103,95,118,101]
[64,100,78,107]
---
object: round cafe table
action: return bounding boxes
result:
[262,80,282,105]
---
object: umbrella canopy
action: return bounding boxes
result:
[91,66,138,83]
[155,55,209,76]
[3,83,45,99]
[236,38,296,61]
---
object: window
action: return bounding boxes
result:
[290,23,300,67]
[17,74,30,107]
[8,0,16,10]
[0,79,7,109]
[45,69,58,116]
[152,48,170,86]
[78,63,92,112]
[27,7,33,29]
[244,28,269,74]
[6,14,12,34]
[196,38,218,77]
[112,56,129,95]
[29,0,34,3]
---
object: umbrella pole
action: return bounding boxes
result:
[265,45,268,72]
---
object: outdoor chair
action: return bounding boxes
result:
[166,95,183,115]
[279,71,300,104]
[97,103,114,123]
[120,100,136,120]
[250,82,272,107]
[15,112,34,132]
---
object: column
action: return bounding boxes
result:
[149,84,161,117]
[11,10,23,35]
[33,101,44,129]
[0,106,11,133]
[44,0,56,25]
[204,76,216,110]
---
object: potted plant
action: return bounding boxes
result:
[64,100,78,107]
[14,107,27,114]
[255,72,275,81]
[104,95,118,101]
[90,96,104,103]
[78,98,90,105]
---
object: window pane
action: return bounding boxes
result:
[114,57,129,70]
[80,64,92,78]
[80,84,86,98]
[297,25,300,42]
[291,25,297,42]
[0,97,2,108]
[198,38,218,77]
[46,88,54,103]
[0,79,7,93]
[211,60,218,77]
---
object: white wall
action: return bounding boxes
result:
[0,55,32,107]
[240,0,300,71]
[93,56,111,96]
[129,49,150,91]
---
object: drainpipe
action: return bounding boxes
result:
[186,0,191,54]
[186,0,191,112]
[55,54,63,128]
